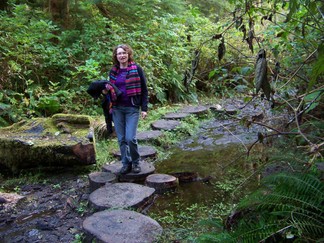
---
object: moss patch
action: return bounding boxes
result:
[0,114,96,172]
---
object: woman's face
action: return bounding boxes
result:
[116,47,129,65]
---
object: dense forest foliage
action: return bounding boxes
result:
[0,0,323,241]
[1,0,322,124]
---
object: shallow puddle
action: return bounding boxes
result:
[149,143,259,215]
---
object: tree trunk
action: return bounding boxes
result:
[95,1,111,29]
[0,0,8,11]
[49,0,70,27]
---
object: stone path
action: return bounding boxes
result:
[82,103,231,242]
[112,145,157,159]
[89,183,155,211]
[83,209,163,243]
[102,160,155,182]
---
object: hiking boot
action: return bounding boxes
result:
[132,164,141,174]
[119,164,132,174]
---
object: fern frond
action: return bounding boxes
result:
[262,173,324,199]
[225,172,324,242]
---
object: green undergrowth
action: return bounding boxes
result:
[94,102,214,169]
[152,202,234,242]
[0,102,213,191]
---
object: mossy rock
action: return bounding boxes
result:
[0,113,96,172]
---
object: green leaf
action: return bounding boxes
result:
[0,102,11,111]
[305,102,319,113]
[304,91,322,102]
[285,0,299,22]
[209,70,217,79]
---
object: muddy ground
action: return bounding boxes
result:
[0,168,92,243]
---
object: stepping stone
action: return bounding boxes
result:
[163,112,190,120]
[209,104,224,113]
[151,119,181,131]
[170,171,199,183]
[210,104,237,115]
[102,160,155,182]
[137,130,163,142]
[178,105,208,115]
[145,174,178,193]
[112,145,157,159]
[88,171,117,193]
[89,183,155,211]
[83,209,163,243]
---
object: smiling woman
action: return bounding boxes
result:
[112,44,134,67]
[105,44,149,175]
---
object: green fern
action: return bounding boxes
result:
[198,173,324,242]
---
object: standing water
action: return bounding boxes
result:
[147,103,272,233]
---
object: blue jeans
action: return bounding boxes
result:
[112,106,140,166]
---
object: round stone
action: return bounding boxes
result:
[178,105,208,115]
[88,171,117,193]
[89,182,155,211]
[163,112,190,120]
[112,145,157,159]
[151,119,181,131]
[145,173,178,193]
[137,130,163,142]
[102,160,155,182]
[83,209,163,243]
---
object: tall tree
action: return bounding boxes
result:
[0,0,8,11]
[49,0,70,27]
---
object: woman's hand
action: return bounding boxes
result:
[141,111,147,119]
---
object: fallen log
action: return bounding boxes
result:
[0,114,96,172]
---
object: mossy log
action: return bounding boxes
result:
[0,114,96,172]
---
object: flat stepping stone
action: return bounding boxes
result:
[151,119,181,131]
[102,160,155,182]
[170,171,199,183]
[224,106,238,115]
[83,209,163,243]
[88,171,117,193]
[89,182,155,211]
[178,105,208,115]
[209,104,224,112]
[145,174,178,193]
[137,130,163,142]
[209,104,237,115]
[112,145,157,159]
[163,112,190,120]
